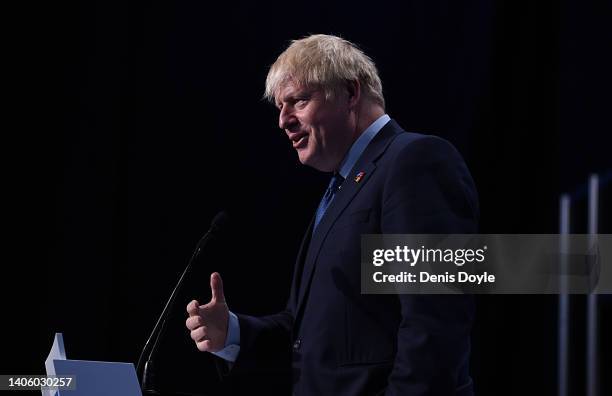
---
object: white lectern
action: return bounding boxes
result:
[44,333,142,396]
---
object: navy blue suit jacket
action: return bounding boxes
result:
[232,120,479,395]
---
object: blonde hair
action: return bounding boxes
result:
[264,34,385,109]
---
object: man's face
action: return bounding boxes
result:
[275,81,355,172]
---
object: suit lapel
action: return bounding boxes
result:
[293,120,403,325]
[288,215,314,313]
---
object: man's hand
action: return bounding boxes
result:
[186,272,229,352]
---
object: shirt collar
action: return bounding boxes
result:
[337,114,390,179]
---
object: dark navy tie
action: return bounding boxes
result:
[314,173,344,229]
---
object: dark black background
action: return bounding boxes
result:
[4,0,612,395]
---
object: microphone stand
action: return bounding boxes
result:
[137,213,227,395]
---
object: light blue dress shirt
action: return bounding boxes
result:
[337,114,390,179]
[212,114,391,363]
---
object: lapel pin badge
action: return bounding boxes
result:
[354,171,365,183]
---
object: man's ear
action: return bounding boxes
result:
[346,80,361,109]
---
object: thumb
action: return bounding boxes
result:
[210,272,225,303]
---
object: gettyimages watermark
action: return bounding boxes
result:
[361,234,612,294]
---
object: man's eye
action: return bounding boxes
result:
[295,98,308,107]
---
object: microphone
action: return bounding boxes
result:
[137,211,229,394]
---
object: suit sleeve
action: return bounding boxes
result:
[220,308,293,392]
[381,136,478,395]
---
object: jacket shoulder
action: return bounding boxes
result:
[383,129,463,165]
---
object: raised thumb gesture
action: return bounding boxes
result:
[185,272,229,352]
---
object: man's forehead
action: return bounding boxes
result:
[275,82,317,103]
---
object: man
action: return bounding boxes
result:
[186,34,478,395]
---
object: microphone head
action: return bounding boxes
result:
[210,211,229,234]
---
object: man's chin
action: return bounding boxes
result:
[297,151,311,166]
[299,155,335,172]
[298,153,320,171]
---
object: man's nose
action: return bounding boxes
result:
[279,106,297,131]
